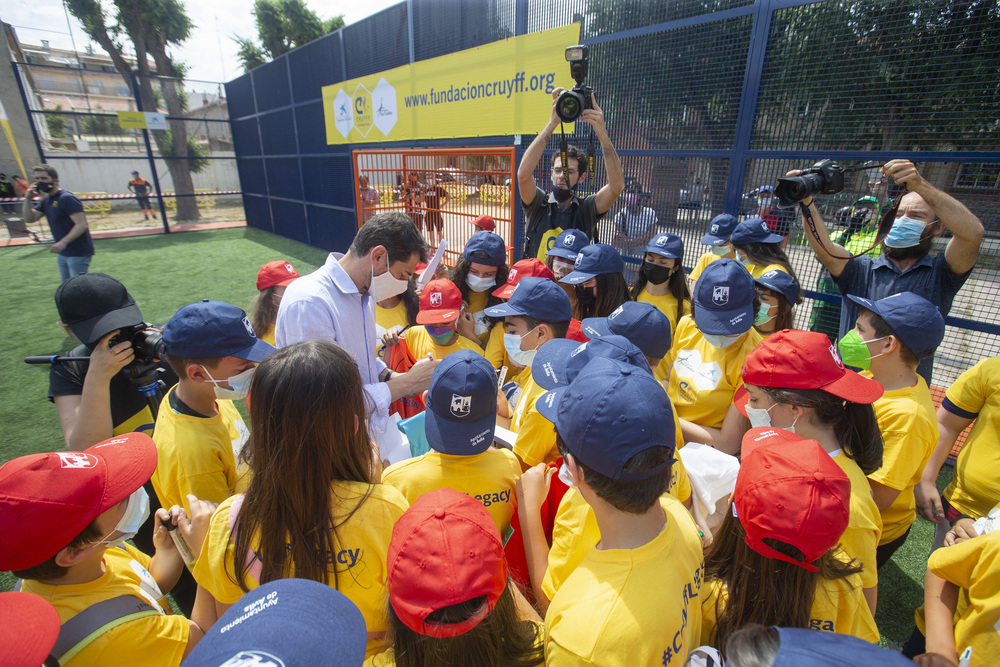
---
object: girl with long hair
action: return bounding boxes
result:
[559,243,629,319]
[733,328,885,614]
[730,217,799,283]
[250,260,299,346]
[701,428,879,656]
[544,228,589,318]
[450,232,510,345]
[371,487,544,667]
[752,269,800,337]
[192,340,409,658]
[629,232,691,354]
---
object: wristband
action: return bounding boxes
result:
[381,370,393,382]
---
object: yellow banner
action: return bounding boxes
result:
[116,111,147,129]
[322,24,580,144]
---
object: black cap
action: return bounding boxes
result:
[55,273,144,345]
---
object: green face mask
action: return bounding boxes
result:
[710,245,730,257]
[754,303,775,327]
[837,329,886,371]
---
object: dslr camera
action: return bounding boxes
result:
[110,323,165,368]
[555,45,593,123]
[774,159,845,208]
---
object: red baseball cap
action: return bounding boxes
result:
[735,427,851,571]
[387,488,507,638]
[0,432,157,570]
[416,279,463,325]
[256,260,300,291]
[741,329,883,404]
[0,592,60,665]
[492,258,554,298]
[470,215,496,232]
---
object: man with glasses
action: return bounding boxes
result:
[798,158,983,384]
[517,87,624,261]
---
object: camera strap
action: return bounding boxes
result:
[799,192,903,259]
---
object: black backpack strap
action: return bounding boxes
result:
[53,595,159,664]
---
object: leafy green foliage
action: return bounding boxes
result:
[45,105,68,138]
[160,131,209,173]
[233,0,345,73]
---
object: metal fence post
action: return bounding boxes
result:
[11,62,47,165]
[130,73,170,232]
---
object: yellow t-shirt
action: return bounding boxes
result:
[745,262,788,279]
[636,289,692,381]
[381,448,522,537]
[944,357,1000,518]
[151,386,249,513]
[541,460,691,602]
[833,450,882,589]
[689,251,733,284]
[866,373,939,544]
[511,371,557,466]
[544,496,703,666]
[375,299,410,363]
[260,325,276,347]
[664,316,763,429]
[924,528,1000,665]
[193,482,408,658]
[403,325,485,361]
[21,544,189,667]
[699,554,879,646]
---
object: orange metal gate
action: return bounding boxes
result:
[353,147,517,265]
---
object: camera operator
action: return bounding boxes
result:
[49,273,177,452]
[796,159,983,383]
[517,87,624,261]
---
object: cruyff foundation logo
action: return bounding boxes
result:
[332,78,397,139]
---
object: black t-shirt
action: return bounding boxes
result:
[521,186,604,261]
[33,190,94,257]
[48,343,179,436]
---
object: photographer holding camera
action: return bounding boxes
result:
[794,159,983,383]
[517,47,624,261]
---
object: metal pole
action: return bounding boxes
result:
[131,73,170,232]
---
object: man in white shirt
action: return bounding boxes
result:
[612,182,658,282]
[276,211,438,447]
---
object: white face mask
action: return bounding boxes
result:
[95,487,150,549]
[465,274,496,292]
[503,326,539,368]
[702,332,742,349]
[745,401,798,433]
[558,462,577,488]
[369,259,408,301]
[203,365,255,400]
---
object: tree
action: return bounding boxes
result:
[234,0,345,73]
[45,105,68,138]
[66,0,202,220]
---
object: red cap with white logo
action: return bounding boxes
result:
[416,279,463,325]
[0,433,157,570]
[492,258,554,299]
[256,260,300,291]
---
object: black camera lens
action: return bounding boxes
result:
[775,173,823,208]
[555,91,584,123]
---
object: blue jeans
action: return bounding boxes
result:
[58,254,92,281]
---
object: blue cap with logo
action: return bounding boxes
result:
[644,232,684,260]
[731,217,786,245]
[757,185,775,196]
[693,258,755,335]
[559,243,624,285]
[581,302,672,360]
[537,356,675,480]
[547,229,590,262]
[163,300,276,362]
[847,291,945,359]
[484,277,572,321]
[533,334,648,390]
[424,351,497,455]
[755,269,800,305]
[770,626,916,666]
[181,578,367,667]
[463,231,507,267]
[701,213,739,246]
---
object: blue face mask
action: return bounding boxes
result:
[702,332,742,349]
[710,245,730,257]
[884,216,931,248]
[503,326,539,367]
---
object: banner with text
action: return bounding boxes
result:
[322,24,579,144]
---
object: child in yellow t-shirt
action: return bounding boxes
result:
[250,260,300,346]
[192,341,408,659]
[449,231,509,343]
[402,279,485,360]
[0,433,210,666]
[382,351,521,537]
[155,300,276,514]
[628,232,692,344]
[842,292,945,568]
[375,284,417,363]
[485,258,555,383]
[688,213,738,292]
[730,217,798,280]
[701,428,879,653]
[752,269,800,337]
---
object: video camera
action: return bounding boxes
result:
[774,159,845,208]
[109,323,165,370]
[555,45,593,123]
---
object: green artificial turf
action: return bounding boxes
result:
[0,227,956,647]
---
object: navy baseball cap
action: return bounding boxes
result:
[769,626,915,666]
[537,357,675,480]
[701,213,738,246]
[692,258,755,335]
[559,243,624,285]
[162,300,276,362]
[484,277,572,321]
[582,302,672,360]
[181,578,366,667]
[755,269,800,305]
[547,229,590,261]
[757,185,775,196]
[533,334,648,390]
[424,351,497,455]
[731,217,785,245]
[847,291,945,358]
[644,232,684,260]
[463,231,507,266]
